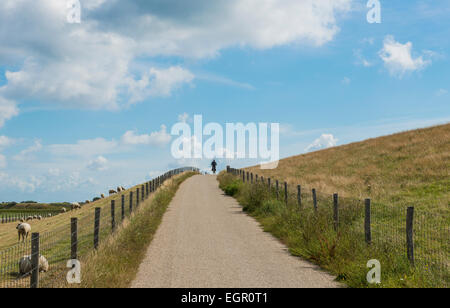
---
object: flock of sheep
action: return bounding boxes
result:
[11,185,127,276]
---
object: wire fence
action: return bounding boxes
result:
[228,167,449,286]
[1,211,62,224]
[0,167,199,288]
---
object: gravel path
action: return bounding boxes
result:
[132,175,340,288]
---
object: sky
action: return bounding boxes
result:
[0,0,449,202]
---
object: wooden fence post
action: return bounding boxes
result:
[406,207,415,266]
[284,182,288,205]
[243,171,245,182]
[297,185,302,208]
[276,180,279,200]
[129,191,133,213]
[136,188,140,206]
[121,194,125,221]
[312,188,317,213]
[333,193,339,231]
[255,174,258,182]
[94,208,100,249]
[111,200,115,232]
[268,178,271,191]
[251,173,253,184]
[30,232,40,288]
[71,217,78,260]
[365,199,372,244]
[142,185,145,201]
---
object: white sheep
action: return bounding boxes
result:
[117,187,122,192]
[33,215,37,219]
[62,208,67,213]
[101,194,105,199]
[37,215,42,220]
[71,202,81,210]
[18,255,49,275]
[121,186,125,191]
[16,223,31,242]
[26,216,33,221]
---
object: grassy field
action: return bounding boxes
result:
[0,171,195,288]
[224,123,449,288]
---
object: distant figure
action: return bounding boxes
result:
[211,160,217,174]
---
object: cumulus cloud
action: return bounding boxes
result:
[87,155,108,171]
[0,0,351,126]
[121,125,172,146]
[305,134,338,152]
[379,35,430,77]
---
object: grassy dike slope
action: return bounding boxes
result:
[73,172,196,288]
[246,123,450,213]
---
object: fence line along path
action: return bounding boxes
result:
[132,174,340,288]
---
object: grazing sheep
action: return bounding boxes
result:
[19,219,24,223]
[18,255,49,275]
[37,216,42,220]
[116,187,122,192]
[71,202,81,210]
[85,200,90,204]
[48,214,52,217]
[26,216,33,221]
[121,186,125,191]
[33,215,37,219]
[101,194,105,199]
[62,208,67,213]
[16,223,31,242]
[109,189,117,195]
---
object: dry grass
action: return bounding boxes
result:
[246,123,450,213]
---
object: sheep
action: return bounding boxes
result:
[16,223,31,242]
[101,194,105,199]
[71,202,81,210]
[26,216,33,221]
[37,216,42,220]
[109,189,117,195]
[62,208,67,213]
[48,214,52,217]
[116,187,122,192]
[18,255,49,275]
[19,219,24,223]
[85,200,90,204]
[33,215,38,219]
[121,186,125,191]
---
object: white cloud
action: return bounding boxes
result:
[0,96,19,128]
[0,135,14,148]
[121,125,172,146]
[305,134,338,152]
[48,138,119,158]
[0,0,351,126]
[127,67,194,104]
[87,156,108,171]
[13,140,42,161]
[379,35,430,77]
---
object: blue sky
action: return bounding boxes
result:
[0,0,449,202]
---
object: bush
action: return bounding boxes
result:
[224,182,240,196]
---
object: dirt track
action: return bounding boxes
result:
[132,175,340,288]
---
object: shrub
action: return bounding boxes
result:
[224,182,240,196]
